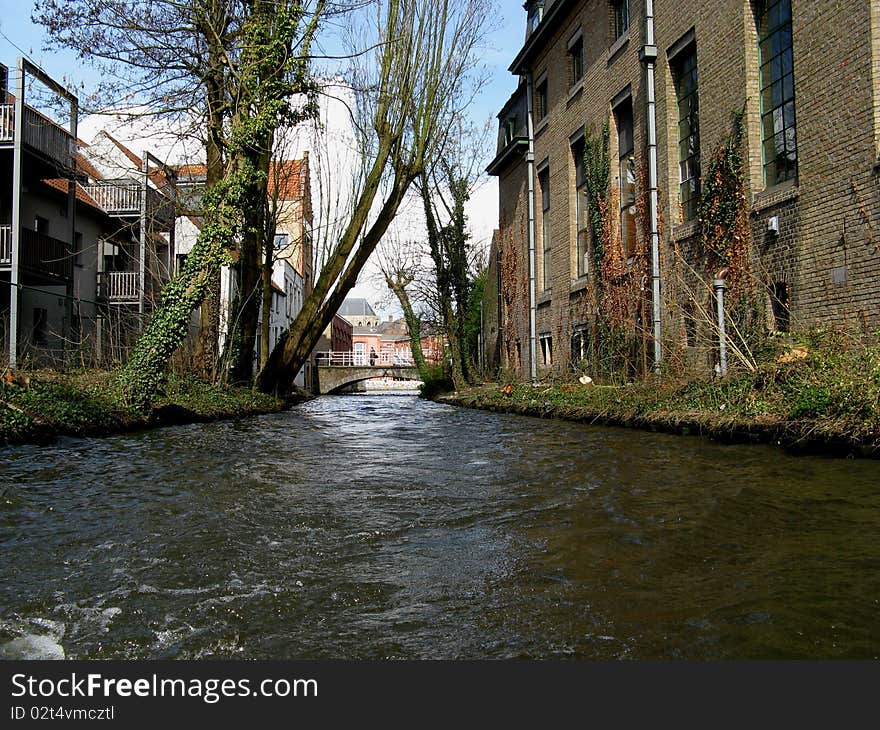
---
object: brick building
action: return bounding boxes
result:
[486,0,880,380]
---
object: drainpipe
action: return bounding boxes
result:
[8,59,24,368]
[714,267,730,377]
[639,0,662,373]
[525,73,538,383]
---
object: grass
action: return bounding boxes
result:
[439,332,880,457]
[0,370,289,446]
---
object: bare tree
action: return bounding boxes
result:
[256,0,496,394]
[375,231,428,374]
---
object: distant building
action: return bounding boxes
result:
[338,297,379,328]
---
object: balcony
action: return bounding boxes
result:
[98,271,140,303]
[0,225,73,279]
[83,181,176,226]
[0,102,74,168]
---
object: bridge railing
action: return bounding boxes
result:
[315,351,415,367]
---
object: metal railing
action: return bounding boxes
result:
[84,181,142,215]
[20,227,72,279]
[0,103,74,165]
[98,271,140,303]
[315,351,415,367]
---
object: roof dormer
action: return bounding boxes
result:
[525,1,545,38]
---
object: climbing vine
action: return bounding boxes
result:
[697,109,750,283]
[582,123,611,274]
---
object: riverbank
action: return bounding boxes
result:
[0,370,293,447]
[436,341,880,457]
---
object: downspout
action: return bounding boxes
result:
[714,267,730,377]
[525,73,538,383]
[8,59,24,368]
[639,0,662,373]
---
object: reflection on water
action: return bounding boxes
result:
[1,395,879,659]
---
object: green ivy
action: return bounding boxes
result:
[582,123,610,275]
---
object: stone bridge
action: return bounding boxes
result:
[315,365,422,395]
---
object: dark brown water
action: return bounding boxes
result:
[1,395,879,659]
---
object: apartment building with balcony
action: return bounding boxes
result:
[1,58,81,366]
[1,57,179,367]
[486,0,880,380]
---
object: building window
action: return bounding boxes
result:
[614,98,637,257]
[536,78,548,122]
[757,0,797,186]
[672,43,701,221]
[612,1,629,42]
[572,138,590,277]
[73,231,83,267]
[571,325,591,364]
[770,281,790,332]
[503,115,517,145]
[34,215,49,236]
[569,36,584,87]
[540,333,553,367]
[528,2,544,35]
[33,308,47,345]
[539,167,551,291]
[273,232,290,250]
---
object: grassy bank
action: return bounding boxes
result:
[438,336,880,457]
[1,370,292,447]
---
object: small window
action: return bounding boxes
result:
[34,216,49,236]
[33,308,48,345]
[612,1,629,42]
[572,138,590,277]
[571,325,591,364]
[273,233,290,250]
[73,232,83,267]
[539,167,551,291]
[503,116,517,145]
[536,78,548,122]
[528,2,544,34]
[569,36,584,87]
[540,333,553,367]
[771,282,790,332]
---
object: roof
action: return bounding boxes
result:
[40,178,105,215]
[509,0,576,73]
[352,325,380,336]
[338,298,378,319]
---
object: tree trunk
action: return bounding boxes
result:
[191,9,228,381]
[260,239,273,369]
[387,277,427,377]
[256,168,410,394]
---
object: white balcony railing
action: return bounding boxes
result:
[84,182,143,215]
[0,104,13,143]
[0,224,10,266]
[102,271,140,303]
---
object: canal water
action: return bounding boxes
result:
[1,395,879,659]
